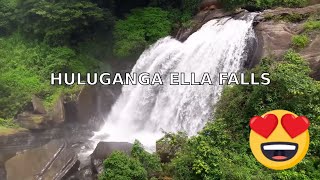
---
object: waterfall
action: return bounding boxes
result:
[92,13,257,149]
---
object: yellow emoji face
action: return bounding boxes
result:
[250,110,310,170]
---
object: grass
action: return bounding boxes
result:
[43,84,82,109]
[0,118,26,136]
[0,118,19,128]
[0,127,26,136]
[292,35,310,49]
[304,20,320,31]
[264,13,309,23]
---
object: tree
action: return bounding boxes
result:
[131,140,162,178]
[113,7,172,57]
[17,0,113,46]
[0,0,17,35]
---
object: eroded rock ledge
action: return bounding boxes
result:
[255,4,320,79]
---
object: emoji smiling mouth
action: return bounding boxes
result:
[261,142,298,161]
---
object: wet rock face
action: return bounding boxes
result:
[5,139,79,180]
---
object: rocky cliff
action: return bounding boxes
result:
[256,4,320,79]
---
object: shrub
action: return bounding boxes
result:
[113,7,172,57]
[292,35,310,49]
[0,118,19,129]
[99,151,148,180]
[0,34,99,119]
[131,141,162,178]
[304,20,320,31]
[156,132,188,162]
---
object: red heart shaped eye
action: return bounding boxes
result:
[281,114,310,138]
[250,114,278,138]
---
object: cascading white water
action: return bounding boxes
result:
[92,13,257,149]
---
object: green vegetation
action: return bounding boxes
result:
[0,118,19,129]
[0,118,24,136]
[0,0,206,126]
[100,51,320,179]
[157,132,188,162]
[292,35,310,49]
[0,127,25,136]
[131,141,162,178]
[0,34,98,119]
[0,0,16,35]
[305,20,320,31]
[17,0,113,46]
[264,13,309,23]
[1,0,320,179]
[99,151,148,180]
[113,7,172,57]
[169,50,320,179]
[100,141,162,180]
[221,0,309,10]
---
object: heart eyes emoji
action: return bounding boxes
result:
[250,114,310,138]
[281,114,310,138]
[250,114,278,138]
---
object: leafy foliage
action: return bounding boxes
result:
[171,51,320,179]
[99,151,148,180]
[157,132,188,163]
[0,0,17,35]
[0,118,20,129]
[113,7,172,57]
[0,34,99,119]
[220,0,309,10]
[292,35,310,49]
[17,0,113,46]
[304,20,320,31]
[132,141,162,178]
[99,141,162,179]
